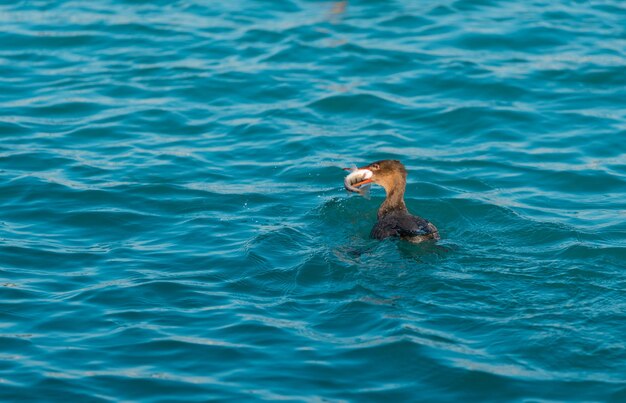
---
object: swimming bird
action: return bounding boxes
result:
[344,160,439,243]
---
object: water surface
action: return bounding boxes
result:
[1,0,626,401]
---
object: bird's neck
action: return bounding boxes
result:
[378,177,407,219]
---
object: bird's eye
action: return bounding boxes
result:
[371,163,380,170]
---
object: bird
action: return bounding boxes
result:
[344,160,439,243]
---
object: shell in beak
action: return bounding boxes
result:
[344,168,373,193]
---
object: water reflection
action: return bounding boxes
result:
[329,1,347,22]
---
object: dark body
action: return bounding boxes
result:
[371,210,439,243]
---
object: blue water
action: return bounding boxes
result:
[2,0,626,401]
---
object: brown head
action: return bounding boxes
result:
[342,160,409,215]
[346,160,407,194]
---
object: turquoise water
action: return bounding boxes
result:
[1,0,626,400]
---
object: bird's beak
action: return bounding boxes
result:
[343,166,374,188]
[353,178,373,187]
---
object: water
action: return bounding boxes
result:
[1,0,626,401]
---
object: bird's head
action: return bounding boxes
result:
[344,160,407,194]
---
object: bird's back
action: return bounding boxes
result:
[370,210,439,243]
